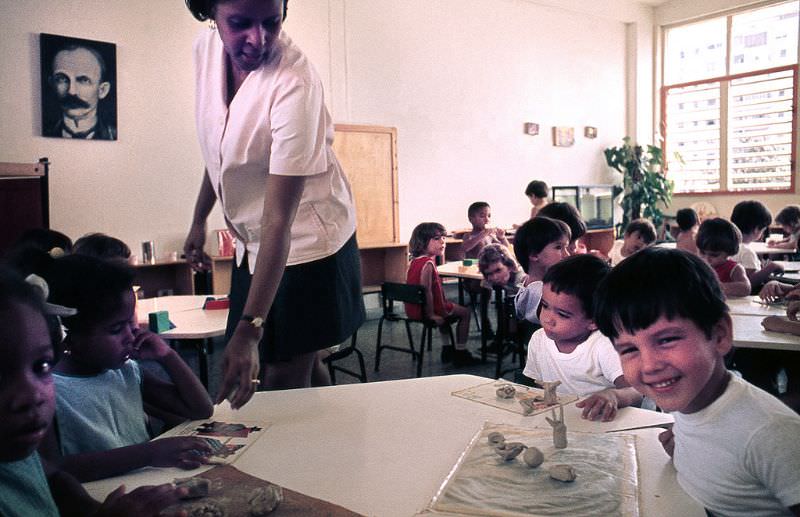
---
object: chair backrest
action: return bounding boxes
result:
[381,282,426,306]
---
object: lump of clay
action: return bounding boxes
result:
[518,398,537,415]
[496,384,516,399]
[522,446,544,468]
[494,441,525,461]
[249,484,284,516]
[186,499,225,517]
[548,464,577,482]
[174,476,211,499]
[487,432,505,446]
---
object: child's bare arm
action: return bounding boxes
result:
[721,264,751,298]
[461,230,490,253]
[762,315,800,336]
[135,330,213,420]
[419,263,443,324]
[575,376,643,421]
[746,261,784,290]
[494,227,510,247]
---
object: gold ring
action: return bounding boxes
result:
[251,379,261,385]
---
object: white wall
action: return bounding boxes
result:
[0,0,653,256]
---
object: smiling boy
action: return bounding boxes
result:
[594,247,800,516]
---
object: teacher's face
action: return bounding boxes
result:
[214,0,284,73]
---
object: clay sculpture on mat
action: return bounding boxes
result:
[545,406,568,449]
[522,446,544,468]
[541,380,561,405]
[249,484,284,515]
[548,464,577,482]
[495,384,516,399]
[487,431,506,446]
[494,441,526,461]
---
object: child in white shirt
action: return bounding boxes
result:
[606,218,656,266]
[731,200,784,290]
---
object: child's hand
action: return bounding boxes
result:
[94,483,187,517]
[762,315,789,332]
[575,389,619,421]
[131,329,173,361]
[759,281,787,302]
[658,426,675,457]
[787,301,800,321]
[148,436,213,469]
[766,261,785,275]
[494,227,505,240]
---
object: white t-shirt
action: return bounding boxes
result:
[522,329,623,396]
[514,280,542,324]
[194,29,357,270]
[733,242,761,271]
[608,239,625,266]
[672,374,800,516]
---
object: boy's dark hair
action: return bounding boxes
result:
[37,254,135,335]
[468,201,490,219]
[730,200,772,236]
[478,244,517,275]
[537,202,587,241]
[513,217,570,273]
[595,247,728,340]
[525,180,549,199]
[542,254,610,318]
[409,222,446,258]
[73,233,132,261]
[675,208,698,232]
[625,219,657,243]
[0,267,61,355]
[696,218,741,256]
[186,0,289,21]
[775,204,800,227]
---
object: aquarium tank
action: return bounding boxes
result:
[551,185,614,229]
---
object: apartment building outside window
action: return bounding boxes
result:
[662,1,799,194]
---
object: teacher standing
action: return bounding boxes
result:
[183,0,365,408]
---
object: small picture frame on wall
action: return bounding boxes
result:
[552,126,575,147]
[40,33,117,140]
[523,122,540,136]
[584,126,598,139]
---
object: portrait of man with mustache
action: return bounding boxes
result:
[40,34,117,140]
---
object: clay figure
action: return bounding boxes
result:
[174,476,211,499]
[249,484,284,516]
[541,380,562,405]
[186,499,225,517]
[522,446,544,468]
[496,384,516,399]
[487,431,505,446]
[548,464,577,482]
[518,397,538,415]
[545,406,568,449]
[494,441,526,461]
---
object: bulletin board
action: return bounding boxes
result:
[333,124,399,245]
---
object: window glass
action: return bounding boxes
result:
[665,18,726,85]
[730,2,799,74]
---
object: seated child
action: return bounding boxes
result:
[594,247,800,515]
[696,217,751,297]
[34,254,214,482]
[406,223,478,366]
[477,244,525,296]
[768,204,800,251]
[525,180,550,219]
[537,202,588,255]
[462,202,510,259]
[607,219,656,266]
[674,208,699,256]
[731,200,784,290]
[0,268,186,516]
[523,255,642,421]
[512,216,571,324]
[72,232,132,263]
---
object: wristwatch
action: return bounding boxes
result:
[241,315,265,328]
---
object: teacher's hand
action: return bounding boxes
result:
[216,325,261,409]
[184,223,212,272]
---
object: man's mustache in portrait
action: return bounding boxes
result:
[60,94,90,109]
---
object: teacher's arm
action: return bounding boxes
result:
[216,173,305,409]
[184,169,217,271]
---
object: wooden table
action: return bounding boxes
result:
[732,313,800,352]
[137,295,228,386]
[82,374,700,516]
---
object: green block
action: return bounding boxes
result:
[148,311,171,333]
[462,259,475,266]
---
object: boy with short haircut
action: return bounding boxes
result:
[594,247,800,516]
[462,201,509,259]
[674,208,699,255]
[512,217,571,324]
[525,180,550,219]
[523,255,642,421]
[477,244,524,296]
[730,200,784,290]
[607,218,657,266]
[696,217,751,297]
[769,204,800,251]
[537,202,587,255]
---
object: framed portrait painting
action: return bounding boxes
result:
[40,33,117,140]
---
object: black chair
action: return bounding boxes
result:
[322,330,367,384]
[374,282,457,377]
[485,287,539,378]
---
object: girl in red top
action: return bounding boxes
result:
[696,218,751,297]
[406,223,478,366]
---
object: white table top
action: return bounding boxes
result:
[137,295,228,340]
[726,296,788,316]
[732,314,800,351]
[437,261,483,280]
[750,241,796,255]
[83,375,699,516]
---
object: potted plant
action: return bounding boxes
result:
[604,137,674,237]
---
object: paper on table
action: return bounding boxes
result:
[156,418,270,465]
[451,380,578,416]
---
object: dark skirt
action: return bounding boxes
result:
[226,233,366,362]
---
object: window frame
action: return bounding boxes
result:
[660,1,799,196]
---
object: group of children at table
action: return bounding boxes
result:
[406,181,800,515]
[0,230,213,515]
